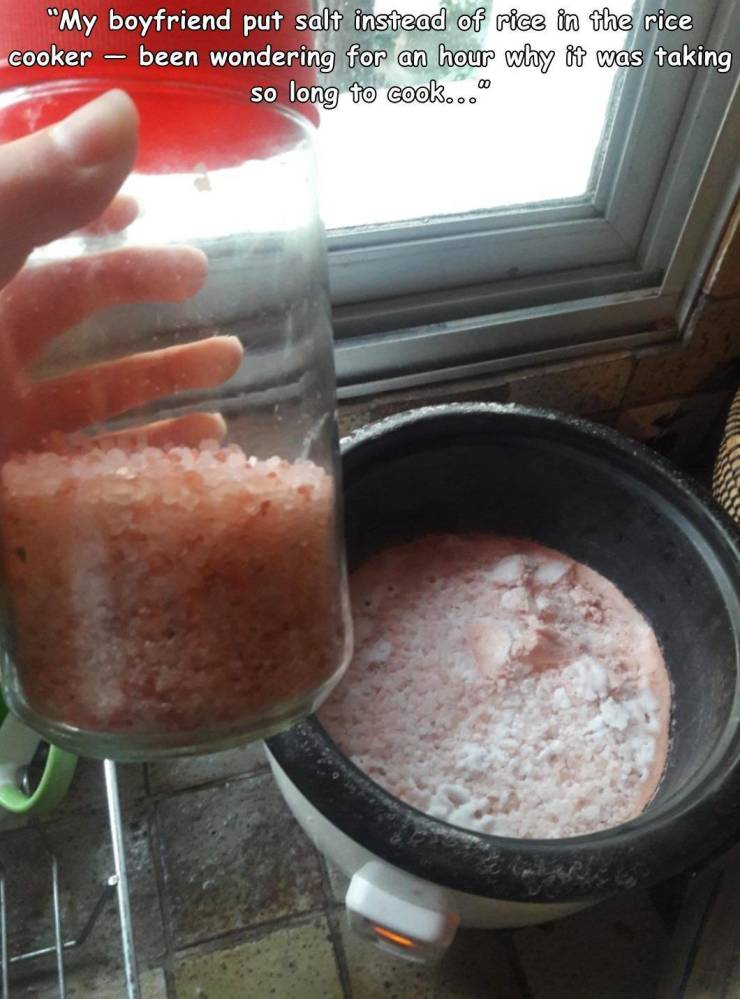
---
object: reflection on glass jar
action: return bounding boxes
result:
[0,82,352,760]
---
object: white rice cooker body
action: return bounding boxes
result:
[267,749,593,959]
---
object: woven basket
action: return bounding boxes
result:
[713,387,740,525]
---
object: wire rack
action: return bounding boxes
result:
[0,761,140,999]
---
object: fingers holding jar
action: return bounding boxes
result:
[0,91,243,457]
[0,90,139,287]
[0,83,350,758]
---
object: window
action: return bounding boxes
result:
[313,0,739,397]
[317,0,632,228]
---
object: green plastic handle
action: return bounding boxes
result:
[0,702,76,817]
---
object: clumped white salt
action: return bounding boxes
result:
[0,444,341,735]
[320,534,671,839]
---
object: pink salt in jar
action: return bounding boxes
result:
[0,12,352,759]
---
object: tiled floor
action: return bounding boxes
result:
[0,748,726,998]
[175,917,342,999]
[157,774,324,946]
[2,796,163,995]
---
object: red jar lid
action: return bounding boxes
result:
[0,1,320,169]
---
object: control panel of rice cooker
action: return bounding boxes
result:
[345,864,459,964]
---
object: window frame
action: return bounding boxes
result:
[327,0,740,398]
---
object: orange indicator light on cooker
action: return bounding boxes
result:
[373,926,416,949]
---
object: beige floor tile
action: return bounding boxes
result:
[175,916,342,999]
[158,774,323,947]
[20,966,167,998]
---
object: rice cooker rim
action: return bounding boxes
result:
[268,403,740,904]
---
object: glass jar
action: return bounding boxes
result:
[0,72,352,759]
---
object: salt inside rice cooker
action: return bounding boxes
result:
[267,404,740,960]
[0,1,352,760]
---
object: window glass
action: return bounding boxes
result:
[315,0,634,229]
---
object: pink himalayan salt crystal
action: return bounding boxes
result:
[320,533,671,840]
[0,444,342,735]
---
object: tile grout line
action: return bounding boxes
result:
[145,766,270,804]
[14,759,269,835]
[147,797,180,999]
[169,907,329,960]
[317,854,354,999]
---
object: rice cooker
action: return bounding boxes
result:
[267,404,740,962]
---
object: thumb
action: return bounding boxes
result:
[0,89,139,287]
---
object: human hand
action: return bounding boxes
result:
[0,89,243,459]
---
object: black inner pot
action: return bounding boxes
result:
[268,404,740,903]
